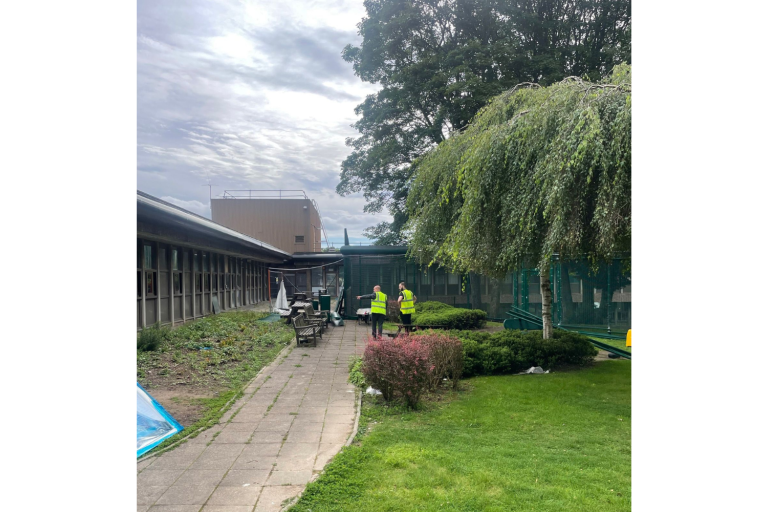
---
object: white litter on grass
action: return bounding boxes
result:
[517,366,550,375]
[366,386,382,395]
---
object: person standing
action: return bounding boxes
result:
[357,285,387,338]
[397,282,416,333]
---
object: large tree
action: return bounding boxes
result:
[338,0,632,243]
[405,64,631,338]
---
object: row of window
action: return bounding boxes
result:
[137,240,267,300]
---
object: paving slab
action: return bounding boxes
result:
[138,322,367,510]
[254,485,304,512]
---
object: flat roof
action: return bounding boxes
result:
[137,191,291,259]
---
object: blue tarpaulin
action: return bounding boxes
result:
[137,382,183,458]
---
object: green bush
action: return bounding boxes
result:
[414,301,455,314]
[450,329,598,377]
[137,323,167,352]
[348,356,367,389]
[412,308,487,330]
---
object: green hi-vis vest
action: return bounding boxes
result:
[400,289,415,314]
[371,291,387,314]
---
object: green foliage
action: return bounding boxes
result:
[137,323,168,352]
[407,65,631,275]
[413,301,454,314]
[339,0,632,243]
[137,311,293,389]
[451,329,598,376]
[348,356,367,389]
[289,362,631,512]
[412,305,487,330]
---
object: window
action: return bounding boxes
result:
[146,272,157,296]
[196,273,202,293]
[171,250,179,271]
[325,271,337,296]
[312,267,323,290]
[143,244,155,269]
[158,247,167,271]
[173,273,181,294]
[421,269,431,285]
[447,273,460,295]
[193,252,199,272]
[202,253,209,272]
[295,235,305,244]
[213,273,218,292]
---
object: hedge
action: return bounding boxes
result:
[414,301,455,314]
[411,301,487,329]
[448,329,598,377]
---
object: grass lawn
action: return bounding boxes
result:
[291,361,631,512]
[137,310,294,453]
[589,336,631,353]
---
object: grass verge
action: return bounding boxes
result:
[589,336,631,353]
[290,361,631,512]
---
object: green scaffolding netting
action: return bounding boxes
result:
[341,254,630,335]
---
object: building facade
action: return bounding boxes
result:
[211,191,325,254]
[137,192,291,330]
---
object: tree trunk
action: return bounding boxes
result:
[540,262,553,339]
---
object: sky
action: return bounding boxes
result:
[137,0,388,246]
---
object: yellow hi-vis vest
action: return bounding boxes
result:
[400,289,415,314]
[371,291,387,314]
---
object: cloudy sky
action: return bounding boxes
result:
[137,0,388,245]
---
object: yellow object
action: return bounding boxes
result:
[371,291,388,314]
[626,329,632,347]
[400,289,415,314]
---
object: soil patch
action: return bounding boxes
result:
[145,388,216,427]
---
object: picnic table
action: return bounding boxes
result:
[281,301,313,324]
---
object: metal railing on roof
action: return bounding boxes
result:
[221,190,309,199]
[218,190,331,251]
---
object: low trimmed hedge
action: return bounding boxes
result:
[449,329,598,377]
[411,302,487,329]
[414,301,455,314]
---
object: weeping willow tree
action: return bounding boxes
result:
[406,64,631,338]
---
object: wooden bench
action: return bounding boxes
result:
[292,315,320,347]
[302,303,327,329]
[300,311,325,336]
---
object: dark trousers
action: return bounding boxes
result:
[400,312,412,333]
[371,313,385,337]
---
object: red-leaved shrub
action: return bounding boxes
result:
[362,335,433,408]
[412,333,464,391]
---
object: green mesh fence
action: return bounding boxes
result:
[342,254,630,334]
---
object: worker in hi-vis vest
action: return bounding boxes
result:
[357,285,387,339]
[397,282,417,333]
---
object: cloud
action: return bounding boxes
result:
[160,196,211,217]
[137,0,389,242]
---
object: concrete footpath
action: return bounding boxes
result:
[137,321,369,512]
